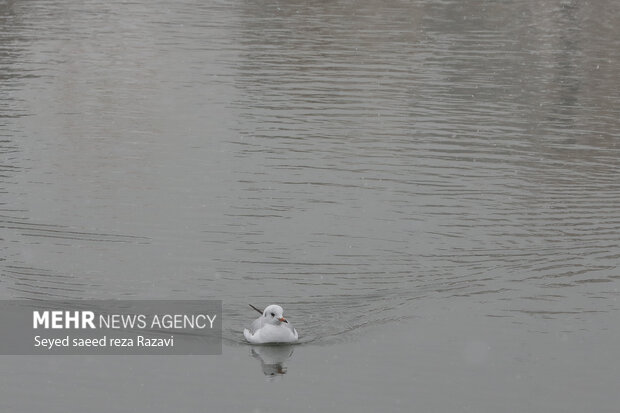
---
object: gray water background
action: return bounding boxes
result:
[1,0,619,411]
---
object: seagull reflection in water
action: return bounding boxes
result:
[250,345,295,379]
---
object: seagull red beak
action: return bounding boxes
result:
[278,317,288,323]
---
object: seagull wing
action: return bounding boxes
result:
[284,322,298,340]
[244,316,266,343]
[247,316,265,334]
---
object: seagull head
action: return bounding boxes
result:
[263,304,288,325]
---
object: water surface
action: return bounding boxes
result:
[1,0,619,411]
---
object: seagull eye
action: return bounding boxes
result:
[270,312,275,317]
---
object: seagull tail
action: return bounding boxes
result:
[243,328,256,343]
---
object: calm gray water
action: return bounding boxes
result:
[1,0,619,411]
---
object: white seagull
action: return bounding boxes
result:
[243,304,299,344]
